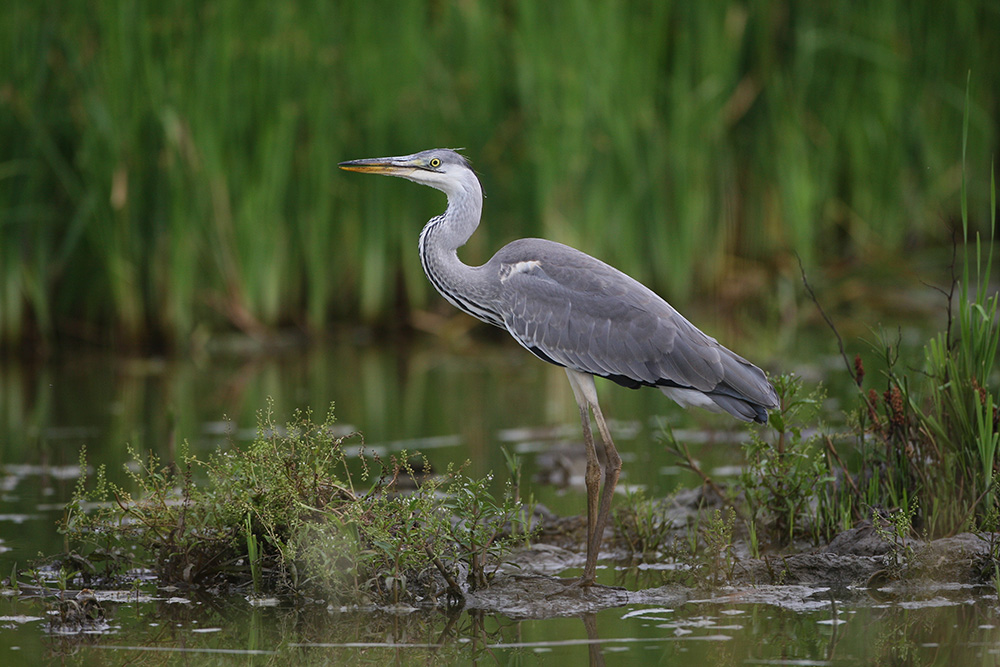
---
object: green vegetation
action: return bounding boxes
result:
[627,143,996,571]
[702,506,738,586]
[740,374,830,546]
[736,217,996,555]
[1,2,997,348]
[613,488,742,588]
[614,487,675,560]
[59,402,532,604]
[871,497,920,578]
[739,126,997,550]
[843,112,997,538]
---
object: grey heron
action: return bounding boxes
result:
[339,148,778,587]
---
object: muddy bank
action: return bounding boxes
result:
[462,530,994,618]
[456,488,999,619]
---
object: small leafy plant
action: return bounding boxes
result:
[703,506,737,586]
[741,374,830,547]
[871,497,920,576]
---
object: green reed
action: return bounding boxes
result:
[1,1,996,348]
[832,84,997,537]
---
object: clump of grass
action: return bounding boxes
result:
[843,254,996,536]
[614,487,676,560]
[971,487,1000,592]
[59,401,533,606]
[659,372,837,553]
[613,489,740,589]
[701,506,738,586]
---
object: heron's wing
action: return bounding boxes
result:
[494,242,777,412]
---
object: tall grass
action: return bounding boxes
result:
[921,97,998,524]
[1,1,997,348]
[841,85,998,537]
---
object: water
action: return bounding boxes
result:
[1,323,997,664]
[4,583,999,664]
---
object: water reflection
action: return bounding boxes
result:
[4,339,573,476]
[0,336,753,526]
[21,591,999,664]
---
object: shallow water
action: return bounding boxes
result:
[2,317,996,664]
[4,579,1000,665]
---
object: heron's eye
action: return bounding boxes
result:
[429,158,441,168]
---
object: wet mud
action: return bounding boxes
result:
[456,490,998,619]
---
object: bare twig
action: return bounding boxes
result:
[424,545,463,600]
[667,440,727,501]
[945,228,958,351]
[797,254,881,423]
[797,253,854,381]
[823,436,861,498]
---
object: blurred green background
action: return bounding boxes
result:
[2,0,997,351]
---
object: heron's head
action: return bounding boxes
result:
[339,148,476,197]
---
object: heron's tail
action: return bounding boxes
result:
[707,393,772,424]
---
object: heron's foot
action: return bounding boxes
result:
[545,576,593,599]
[545,575,625,599]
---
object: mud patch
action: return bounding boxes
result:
[465,574,631,618]
[453,517,999,618]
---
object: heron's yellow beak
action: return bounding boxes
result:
[338,156,417,176]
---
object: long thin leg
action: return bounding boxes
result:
[588,392,622,582]
[565,369,622,587]
[582,613,607,667]
[566,370,601,583]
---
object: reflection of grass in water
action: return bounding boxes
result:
[1,2,997,347]
[37,591,510,664]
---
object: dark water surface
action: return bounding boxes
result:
[5,587,1000,665]
[2,320,997,664]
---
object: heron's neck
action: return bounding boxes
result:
[418,174,503,326]
[439,174,483,250]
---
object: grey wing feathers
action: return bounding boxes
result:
[493,239,778,423]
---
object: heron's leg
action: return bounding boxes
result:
[588,394,622,581]
[565,369,608,586]
[574,402,600,575]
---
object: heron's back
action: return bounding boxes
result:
[487,238,778,422]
